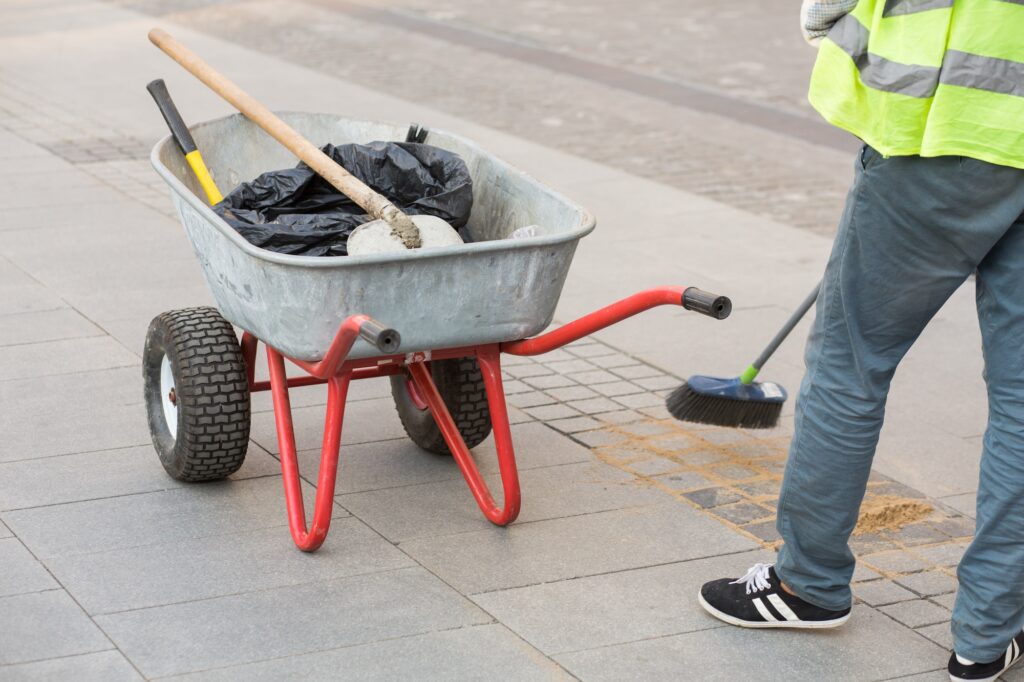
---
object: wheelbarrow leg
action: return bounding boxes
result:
[407,344,521,525]
[240,331,258,388]
[267,346,350,551]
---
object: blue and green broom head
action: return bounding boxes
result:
[665,364,787,429]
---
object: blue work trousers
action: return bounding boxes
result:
[775,145,1024,662]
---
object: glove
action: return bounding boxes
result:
[800,0,857,46]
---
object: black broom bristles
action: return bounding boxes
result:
[665,381,783,429]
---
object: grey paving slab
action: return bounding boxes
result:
[556,605,946,682]
[45,518,414,614]
[96,567,491,678]
[3,475,329,559]
[931,592,957,610]
[854,580,918,607]
[0,131,50,159]
[0,442,280,511]
[613,391,665,409]
[339,459,668,542]
[524,373,578,390]
[0,590,112,665]
[525,403,582,421]
[0,307,101,347]
[0,366,149,462]
[0,519,11,538]
[913,542,968,568]
[940,492,977,519]
[474,549,771,654]
[0,537,57,597]
[596,408,645,424]
[566,396,622,415]
[0,182,115,209]
[0,445,181,511]
[0,282,67,316]
[547,415,603,433]
[173,623,570,681]
[249,397,408,454]
[0,649,142,681]
[863,550,935,575]
[400,503,757,594]
[508,390,559,409]
[897,571,959,598]
[880,600,951,629]
[655,470,717,491]
[298,421,592,495]
[0,334,136,381]
[545,385,600,402]
[882,672,948,682]
[611,364,664,380]
[0,221,191,290]
[917,622,954,651]
[544,359,596,374]
[68,281,214,335]
[589,378,643,395]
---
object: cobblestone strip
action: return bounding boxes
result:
[0,73,174,218]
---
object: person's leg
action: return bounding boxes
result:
[953,207,1024,663]
[775,150,1024,611]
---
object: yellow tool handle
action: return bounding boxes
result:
[184,150,223,205]
[146,78,224,205]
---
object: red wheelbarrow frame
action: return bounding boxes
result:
[239,286,730,551]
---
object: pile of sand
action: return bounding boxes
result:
[854,495,933,535]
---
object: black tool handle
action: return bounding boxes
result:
[359,319,402,354]
[682,288,732,320]
[751,282,820,371]
[147,79,198,155]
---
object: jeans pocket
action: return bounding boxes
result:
[859,144,878,171]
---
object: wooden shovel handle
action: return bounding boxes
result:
[148,28,421,248]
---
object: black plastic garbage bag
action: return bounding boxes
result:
[214,141,473,256]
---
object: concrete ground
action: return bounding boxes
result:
[0,1,1000,680]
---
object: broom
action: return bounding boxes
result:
[665,282,821,429]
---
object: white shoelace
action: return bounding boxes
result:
[730,563,773,594]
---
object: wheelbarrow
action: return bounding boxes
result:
[145,112,731,552]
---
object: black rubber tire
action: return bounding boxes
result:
[390,357,492,455]
[143,307,250,481]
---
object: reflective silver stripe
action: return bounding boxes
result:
[883,0,954,17]
[828,14,940,98]
[940,50,1024,99]
[997,0,1024,5]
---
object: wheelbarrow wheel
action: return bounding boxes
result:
[391,357,492,455]
[143,307,250,481]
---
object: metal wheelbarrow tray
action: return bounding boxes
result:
[146,112,731,551]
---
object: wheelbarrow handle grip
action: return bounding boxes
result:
[358,319,402,354]
[682,288,732,320]
[146,79,197,156]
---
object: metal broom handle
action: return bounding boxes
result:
[750,282,821,374]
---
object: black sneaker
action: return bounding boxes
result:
[698,563,851,629]
[949,630,1024,681]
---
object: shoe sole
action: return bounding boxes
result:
[949,653,1022,682]
[697,590,851,629]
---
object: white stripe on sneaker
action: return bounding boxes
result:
[767,593,801,622]
[752,598,778,622]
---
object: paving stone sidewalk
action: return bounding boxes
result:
[0,1,1000,680]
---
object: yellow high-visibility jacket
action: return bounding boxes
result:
[809,0,1024,169]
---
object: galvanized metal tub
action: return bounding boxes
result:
[151,113,595,361]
